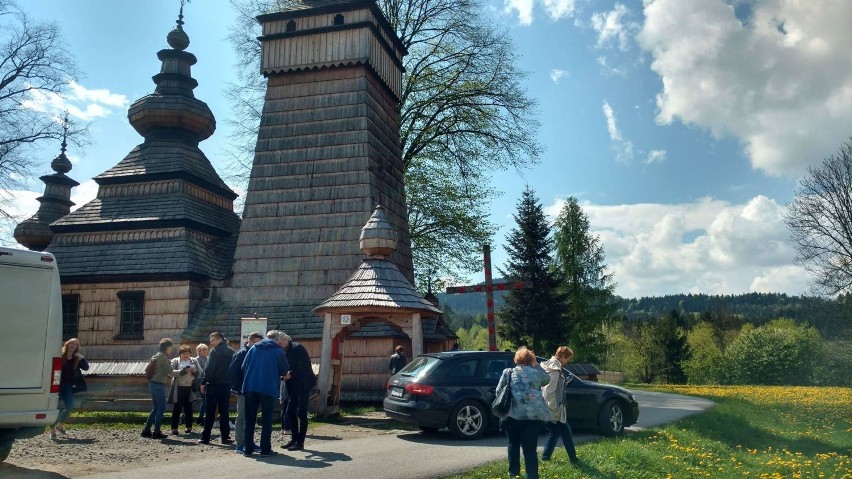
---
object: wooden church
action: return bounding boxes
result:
[15,0,455,400]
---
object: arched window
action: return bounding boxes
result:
[333,13,344,25]
[286,20,296,32]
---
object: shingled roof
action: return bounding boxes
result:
[46,15,239,282]
[315,258,441,313]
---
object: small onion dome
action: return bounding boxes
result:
[167,26,189,51]
[51,148,72,174]
[359,205,398,258]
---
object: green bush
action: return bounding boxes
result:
[725,319,822,385]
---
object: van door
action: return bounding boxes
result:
[0,263,54,390]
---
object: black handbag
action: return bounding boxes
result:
[491,369,512,417]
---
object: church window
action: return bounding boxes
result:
[333,14,344,25]
[117,291,144,338]
[286,20,296,32]
[62,294,79,339]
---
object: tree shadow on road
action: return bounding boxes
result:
[0,463,70,479]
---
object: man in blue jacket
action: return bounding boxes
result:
[229,331,263,453]
[241,330,290,456]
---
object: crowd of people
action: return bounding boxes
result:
[134,329,315,456]
[51,335,578,476]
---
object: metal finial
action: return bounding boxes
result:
[176,1,186,29]
[60,111,69,154]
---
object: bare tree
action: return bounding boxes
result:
[225,0,541,285]
[785,139,852,295]
[0,0,82,238]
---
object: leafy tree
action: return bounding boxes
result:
[553,197,617,363]
[497,187,567,354]
[785,139,852,295]
[623,320,660,383]
[682,321,724,384]
[224,0,540,284]
[0,1,84,239]
[726,319,822,385]
[652,310,692,384]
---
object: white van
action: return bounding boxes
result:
[0,247,62,462]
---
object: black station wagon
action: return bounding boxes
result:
[383,351,639,440]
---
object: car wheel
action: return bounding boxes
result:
[418,426,440,433]
[448,399,488,440]
[598,399,625,436]
[0,438,12,462]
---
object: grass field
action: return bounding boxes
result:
[442,385,852,479]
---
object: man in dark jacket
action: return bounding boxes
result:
[229,331,263,453]
[280,333,316,451]
[388,345,407,374]
[241,330,290,456]
[199,331,235,445]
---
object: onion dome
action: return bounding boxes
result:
[14,120,79,251]
[127,6,215,142]
[359,205,398,258]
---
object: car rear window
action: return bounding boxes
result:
[398,355,441,378]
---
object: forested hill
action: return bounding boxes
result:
[618,292,843,324]
[438,289,848,335]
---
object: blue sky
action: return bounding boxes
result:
[8,0,852,298]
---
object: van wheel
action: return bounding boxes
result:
[448,400,488,440]
[0,438,12,462]
[598,399,625,436]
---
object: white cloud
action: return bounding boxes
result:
[638,0,852,176]
[591,3,636,51]
[550,69,568,83]
[545,195,810,297]
[602,100,634,161]
[596,56,625,76]
[646,149,666,164]
[504,0,534,25]
[504,0,575,25]
[21,81,128,122]
[70,180,99,210]
[542,0,576,21]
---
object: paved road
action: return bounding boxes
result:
[4,390,713,479]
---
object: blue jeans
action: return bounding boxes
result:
[542,421,577,460]
[53,384,75,426]
[244,392,275,453]
[286,388,310,443]
[503,417,542,479]
[144,382,169,433]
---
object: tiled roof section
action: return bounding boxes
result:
[350,321,409,338]
[315,258,441,313]
[422,316,457,341]
[50,193,241,235]
[95,141,235,198]
[48,232,237,279]
[186,300,324,342]
[286,0,365,11]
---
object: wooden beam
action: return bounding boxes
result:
[317,312,333,417]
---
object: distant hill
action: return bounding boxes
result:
[436,288,850,337]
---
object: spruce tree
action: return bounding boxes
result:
[653,310,692,384]
[497,187,567,354]
[553,197,617,363]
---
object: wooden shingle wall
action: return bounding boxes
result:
[62,280,204,360]
[226,65,412,310]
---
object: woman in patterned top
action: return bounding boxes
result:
[496,346,551,479]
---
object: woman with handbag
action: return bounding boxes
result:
[168,344,200,434]
[49,338,89,440]
[496,346,551,479]
[540,346,579,463]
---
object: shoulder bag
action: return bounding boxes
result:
[491,369,513,417]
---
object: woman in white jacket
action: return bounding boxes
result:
[540,346,579,463]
